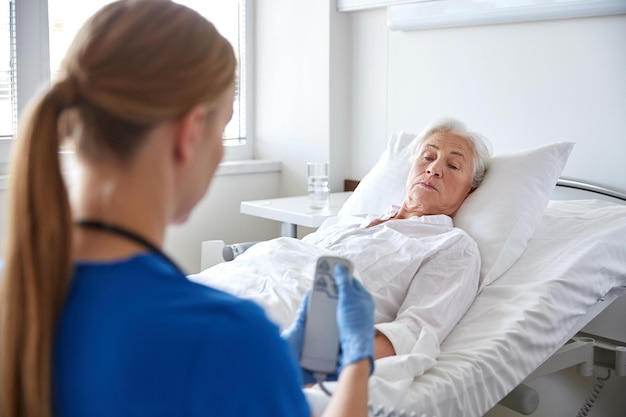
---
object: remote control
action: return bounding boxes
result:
[300,256,353,374]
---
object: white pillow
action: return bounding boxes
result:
[340,132,574,289]
[339,131,416,216]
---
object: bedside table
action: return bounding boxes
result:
[240,192,352,237]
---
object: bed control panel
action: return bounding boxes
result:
[300,256,352,375]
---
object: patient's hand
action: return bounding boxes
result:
[374,331,396,359]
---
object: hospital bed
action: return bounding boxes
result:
[190,133,626,417]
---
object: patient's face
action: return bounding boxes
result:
[403,131,475,217]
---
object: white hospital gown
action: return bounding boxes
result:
[302,207,480,355]
[189,206,480,356]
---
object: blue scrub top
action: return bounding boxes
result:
[54,253,310,417]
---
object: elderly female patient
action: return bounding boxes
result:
[192,117,493,360]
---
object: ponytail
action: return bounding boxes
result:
[0,84,74,417]
[0,1,236,415]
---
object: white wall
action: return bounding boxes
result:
[349,10,626,193]
[254,0,353,197]
[164,169,281,274]
[350,8,389,179]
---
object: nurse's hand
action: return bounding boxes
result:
[281,292,324,385]
[334,264,375,374]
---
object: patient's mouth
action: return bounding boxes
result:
[419,182,437,191]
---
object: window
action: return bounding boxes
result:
[0,0,250,167]
[0,0,16,140]
[172,1,247,144]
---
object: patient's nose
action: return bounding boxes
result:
[426,162,441,177]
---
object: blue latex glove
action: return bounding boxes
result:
[334,264,375,374]
[282,265,375,384]
[281,292,321,385]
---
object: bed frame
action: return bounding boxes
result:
[500,288,626,414]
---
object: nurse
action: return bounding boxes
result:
[0,1,374,416]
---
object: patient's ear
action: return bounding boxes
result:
[173,105,207,164]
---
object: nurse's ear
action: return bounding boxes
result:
[172,104,208,164]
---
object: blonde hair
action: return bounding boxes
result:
[0,1,236,416]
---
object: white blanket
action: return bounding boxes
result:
[189,212,480,385]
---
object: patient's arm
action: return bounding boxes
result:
[373,232,480,355]
[374,331,396,359]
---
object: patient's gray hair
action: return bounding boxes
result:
[409,117,492,188]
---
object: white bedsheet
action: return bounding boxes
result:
[188,213,478,382]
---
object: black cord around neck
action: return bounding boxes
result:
[76,219,182,274]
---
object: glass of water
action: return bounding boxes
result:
[307,162,330,210]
